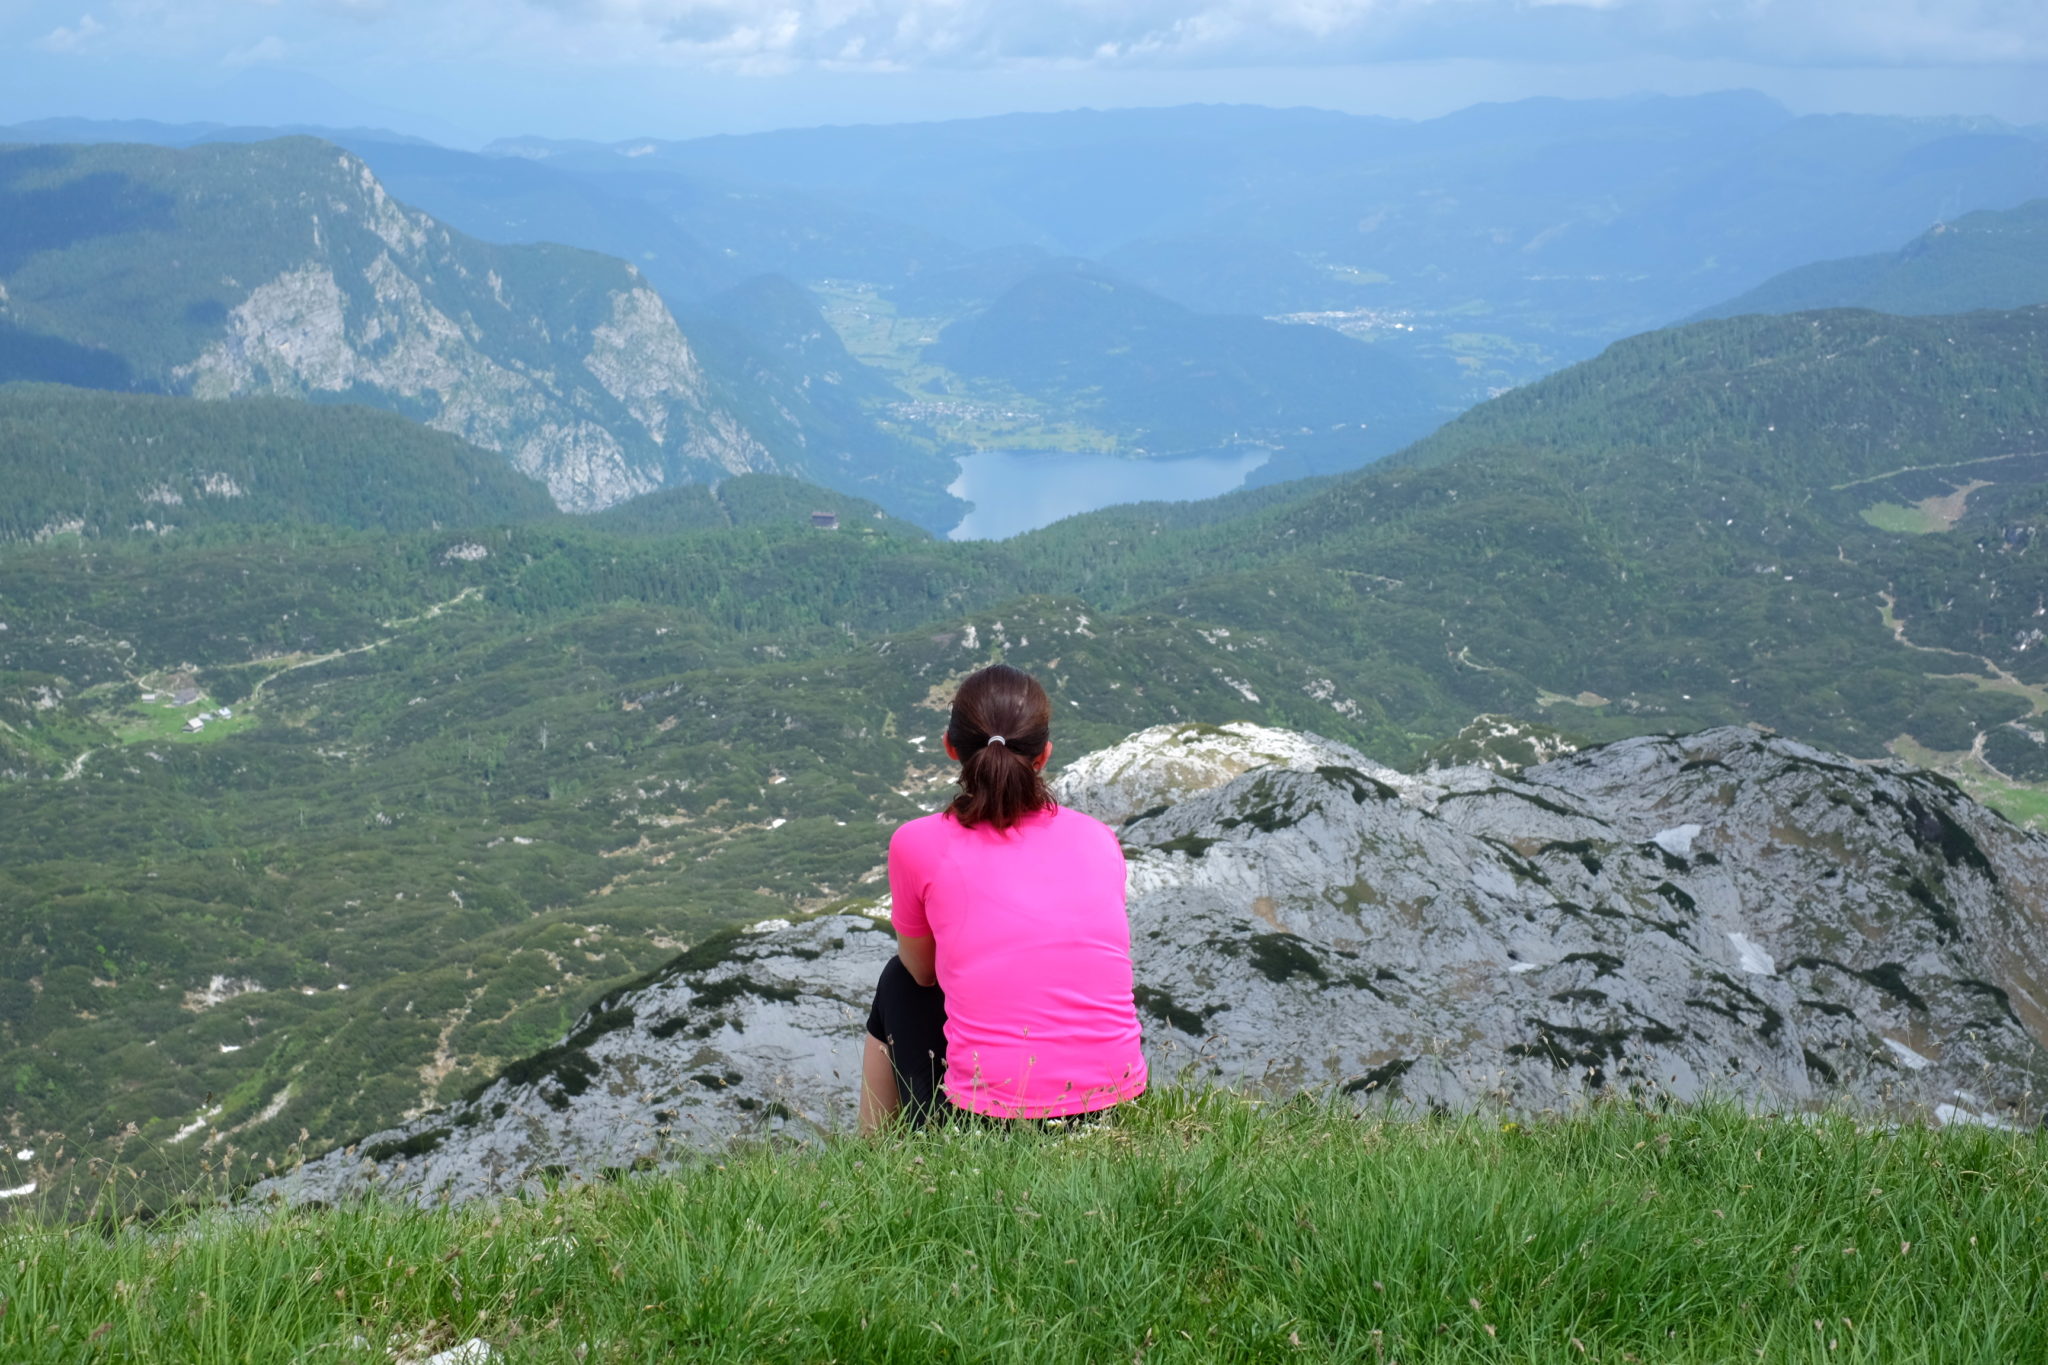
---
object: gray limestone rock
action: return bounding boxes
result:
[261,725,2048,1206]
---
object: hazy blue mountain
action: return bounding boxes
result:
[886,244,1072,315]
[930,265,1456,457]
[332,140,743,304]
[0,123,745,303]
[0,117,432,149]
[488,135,963,287]
[1098,235,1378,317]
[697,274,898,402]
[681,275,965,529]
[1695,199,2048,320]
[492,105,1388,256]
[0,383,554,541]
[507,95,2048,366]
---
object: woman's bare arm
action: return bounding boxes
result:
[897,933,937,987]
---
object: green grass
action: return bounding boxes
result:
[5,1092,2045,1362]
[1859,503,1945,535]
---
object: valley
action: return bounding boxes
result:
[4,94,2048,1222]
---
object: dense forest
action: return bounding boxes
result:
[0,385,556,541]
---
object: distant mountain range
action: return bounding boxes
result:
[1697,198,2048,320]
[488,94,2048,358]
[13,97,2046,507]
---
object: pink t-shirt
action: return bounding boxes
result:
[889,803,1147,1119]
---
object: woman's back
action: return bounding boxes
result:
[890,803,1145,1118]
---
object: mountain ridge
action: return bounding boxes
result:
[1695,198,2048,321]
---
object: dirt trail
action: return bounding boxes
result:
[1830,448,2047,492]
[247,586,484,705]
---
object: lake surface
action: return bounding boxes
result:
[947,448,1271,541]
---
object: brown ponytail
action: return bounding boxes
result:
[945,664,1055,830]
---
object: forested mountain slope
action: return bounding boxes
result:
[0,384,555,541]
[0,137,770,510]
[1697,199,2048,320]
[0,138,985,522]
[10,300,2048,1211]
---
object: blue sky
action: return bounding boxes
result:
[3,1,2046,143]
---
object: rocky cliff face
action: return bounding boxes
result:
[0,140,771,511]
[263,722,2048,1206]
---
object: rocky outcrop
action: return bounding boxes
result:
[1051,721,1369,824]
[262,724,2048,1206]
[9,141,771,512]
[173,168,766,512]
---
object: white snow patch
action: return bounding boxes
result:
[170,1105,222,1144]
[1935,1103,2015,1131]
[251,1087,292,1123]
[744,918,793,935]
[219,1043,243,1054]
[1883,1037,1931,1071]
[1653,824,1702,858]
[1726,932,1775,976]
[1507,961,1542,974]
[0,1180,35,1201]
[512,836,534,845]
[766,817,787,829]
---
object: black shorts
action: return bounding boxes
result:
[864,957,1123,1132]
[866,955,950,1124]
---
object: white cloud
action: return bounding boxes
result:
[35,11,105,52]
[506,0,2048,70]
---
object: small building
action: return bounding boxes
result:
[217,707,233,719]
[185,716,206,732]
[810,511,839,530]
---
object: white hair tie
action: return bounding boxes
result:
[987,735,1007,746]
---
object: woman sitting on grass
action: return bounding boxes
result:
[858,663,1146,1131]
